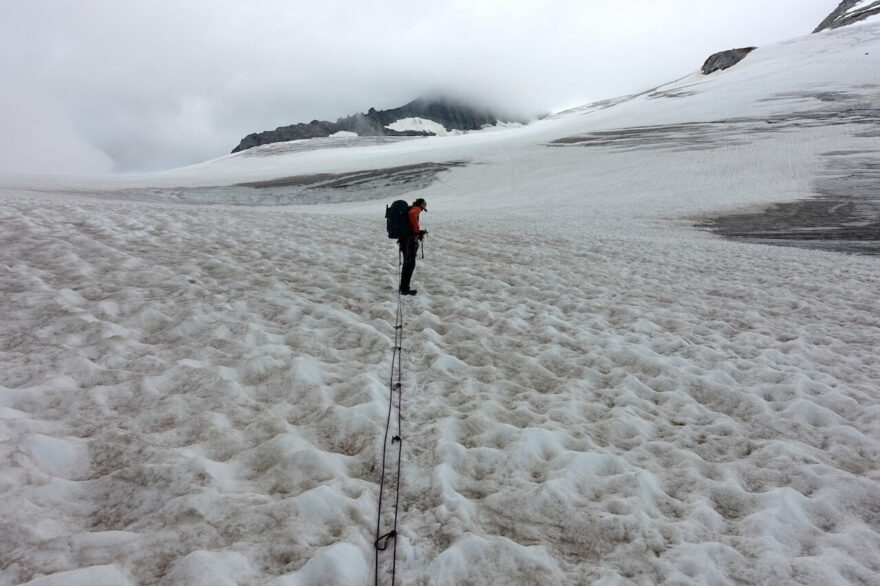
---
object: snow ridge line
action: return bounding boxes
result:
[374,255,405,585]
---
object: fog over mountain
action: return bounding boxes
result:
[230,97,528,154]
[0,0,836,175]
[229,0,877,156]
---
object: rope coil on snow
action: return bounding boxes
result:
[374,252,406,585]
[374,530,397,551]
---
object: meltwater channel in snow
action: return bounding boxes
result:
[2,21,880,586]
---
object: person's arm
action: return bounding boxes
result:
[408,207,421,234]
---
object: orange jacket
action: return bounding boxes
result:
[408,205,422,235]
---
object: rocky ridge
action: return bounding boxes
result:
[231,97,521,153]
[814,0,880,32]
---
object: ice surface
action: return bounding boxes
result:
[1,21,879,586]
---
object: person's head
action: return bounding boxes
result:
[413,198,427,211]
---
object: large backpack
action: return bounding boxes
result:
[385,200,411,239]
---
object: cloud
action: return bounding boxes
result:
[0,0,837,175]
[0,86,114,175]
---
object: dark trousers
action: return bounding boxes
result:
[398,238,419,291]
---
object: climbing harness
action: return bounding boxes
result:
[374,252,406,585]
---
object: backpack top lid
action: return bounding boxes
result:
[386,199,411,239]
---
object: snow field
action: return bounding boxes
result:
[3,150,880,584]
[1,19,880,586]
[392,211,880,583]
[385,118,452,136]
[1,201,396,584]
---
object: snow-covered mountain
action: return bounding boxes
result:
[231,97,528,154]
[1,13,880,586]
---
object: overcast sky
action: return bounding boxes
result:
[1,0,839,175]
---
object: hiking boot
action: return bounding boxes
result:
[400,289,417,296]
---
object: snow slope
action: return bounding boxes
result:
[385,118,451,136]
[1,22,880,586]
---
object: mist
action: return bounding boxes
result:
[0,0,837,175]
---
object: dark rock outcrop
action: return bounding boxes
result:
[232,97,520,153]
[814,0,880,32]
[701,47,756,74]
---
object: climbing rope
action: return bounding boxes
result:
[374,250,406,585]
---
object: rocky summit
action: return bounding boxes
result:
[814,0,880,32]
[231,97,523,153]
[701,48,756,74]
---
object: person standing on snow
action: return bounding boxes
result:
[399,198,427,295]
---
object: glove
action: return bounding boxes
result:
[418,230,427,240]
